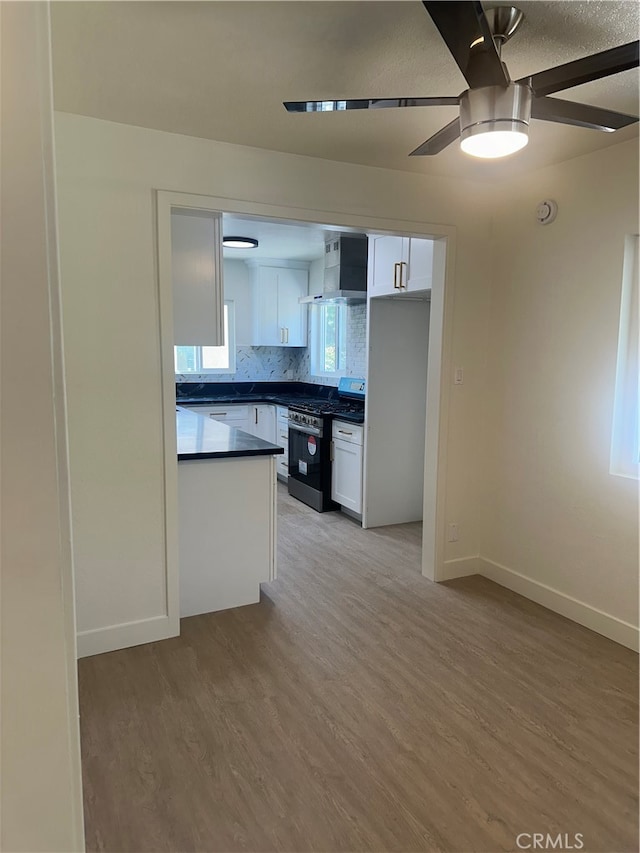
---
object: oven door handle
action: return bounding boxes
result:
[289,423,322,437]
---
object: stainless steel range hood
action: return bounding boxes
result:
[300,234,368,305]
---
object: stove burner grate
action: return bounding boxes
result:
[290,400,364,416]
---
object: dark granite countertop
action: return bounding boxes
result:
[175,381,365,423]
[175,381,340,408]
[176,407,284,461]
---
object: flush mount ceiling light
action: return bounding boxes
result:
[222,236,258,249]
[284,2,639,161]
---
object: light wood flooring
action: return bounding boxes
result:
[79,486,638,852]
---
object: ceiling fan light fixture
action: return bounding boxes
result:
[459,82,532,159]
[222,236,259,249]
[461,125,529,158]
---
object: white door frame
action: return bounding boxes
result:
[156,190,456,609]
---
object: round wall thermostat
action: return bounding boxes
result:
[536,199,558,225]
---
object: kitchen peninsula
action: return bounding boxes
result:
[176,407,282,617]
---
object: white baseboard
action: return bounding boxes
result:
[76,614,179,659]
[477,557,639,652]
[438,556,481,581]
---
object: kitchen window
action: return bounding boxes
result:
[610,235,639,479]
[174,301,236,375]
[310,303,347,377]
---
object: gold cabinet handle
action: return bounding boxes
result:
[398,261,407,289]
[393,262,400,289]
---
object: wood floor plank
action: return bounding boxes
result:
[78,485,638,852]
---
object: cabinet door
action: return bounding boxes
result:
[276,409,289,478]
[277,267,308,346]
[368,235,405,298]
[251,265,308,346]
[171,210,224,345]
[252,267,280,346]
[403,238,433,293]
[251,404,276,443]
[331,438,363,513]
[276,421,290,449]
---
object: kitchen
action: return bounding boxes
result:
[171,205,445,618]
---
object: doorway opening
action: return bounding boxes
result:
[159,196,453,592]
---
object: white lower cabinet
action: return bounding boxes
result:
[182,404,249,432]
[184,402,280,447]
[275,406,290,481]
[331,420,364,514]
[247,404,276,443]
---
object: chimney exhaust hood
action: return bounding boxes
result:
[300,234,368,305]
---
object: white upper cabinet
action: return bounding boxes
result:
[170,209,224,346]
[249,261,309,347]
[368,235,403,297]
[368,235,434,297]
[404,238,434,292]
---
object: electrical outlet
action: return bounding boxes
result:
[454,367,464,385]
[286,369,294,379]
[448,523,459,542]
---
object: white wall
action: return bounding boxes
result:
[1,3,84,849]
[480,139,639,648]
[54,112,494,653]
[54,111,639,653]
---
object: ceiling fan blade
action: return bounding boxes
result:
[409,118,461,156]
[283,97,459,112]
[521,41,639,98]
[422,0,509,88]
[531,96,638,132]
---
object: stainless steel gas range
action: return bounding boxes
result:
[287,378,365,512]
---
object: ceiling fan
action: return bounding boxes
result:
[283,1,639,159]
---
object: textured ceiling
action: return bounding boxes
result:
[51,1,640,181]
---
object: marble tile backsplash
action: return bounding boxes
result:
[176,304,368,386]
[347,303,368,379]
[175,346,305,384]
